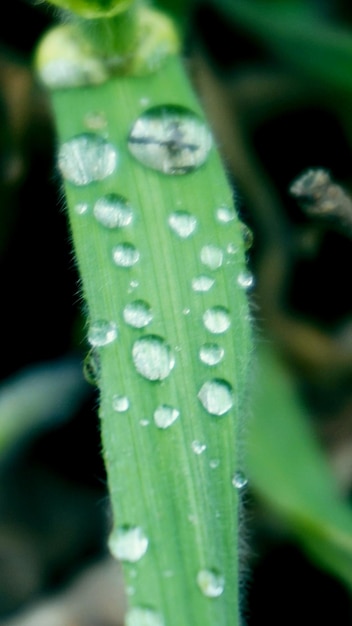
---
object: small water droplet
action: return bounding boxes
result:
[227,243,238,255]
[241,223,254,250]
[232,471,248,489]
[140,419,150,426]
[108,526,148,562]
[153,405,180,429]
[125,607,164,626]
[88,320,118,347]
[83,348,101,386]
[128,105,212,175]
[58,133,117,186]
[93,194,133,228]
[203,306,231,334]
[210,459,220,469]
[216,205,236,223]
[168,211,197,238]
[192,440,207,455]
[74,201,89,215]
[197,569,225,598]
[123,300,153,328]
[199,343,224,366]
[132,335,175,381]
[237,270,255,289]
[112,395,130,412]
[129,280,139,290]
[140,96,150,107]
[200,245,223,270]
[84,110,107,131]
[191,275,215,292]
[183,307,190,315]
[198,379,233,416]
[112,243,140,268]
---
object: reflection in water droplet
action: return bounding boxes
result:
[198,379,233,416]
[128,105,212,175]
[168,211,197,238]
[197,569,225,597]
[210,459,220,469]
[58,133,117,186]
[83,348,101,386]
[74,201,89,215]
[108,526,148,562]
[200,245,223,270]
[88,320,118,346]
[112,243,140,268]
[241,223,254,250]
[154,405,180,429]
[203,306,231,334]
[237,270,255,289]
[112,395,130,412]
[192,440,206,455]
[191,275,215,292]
[126,607,164,626]
[84,111,107,131]
[232,471,248,489]
[93,194,133,229]
[199,343,224,366]
[123,300,153,328]
[216,205,236,223]
[132,335,175,381]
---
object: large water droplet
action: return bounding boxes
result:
[191,275,215,292]
[216,205,236,223]
[232,471,248,489]
[203,306,231,334]
[112,395,130,412]
[88,320,118,346]
[200,245,223,270]
[123,300,153,328]
[168,211,197,238]
[199,343,224,366]
[132,335,175,381]
[237,270,255,289]
[126,607,164,626]
[108,526,148,563]
[58,133,117,186]
[154,405,180,429]
[93,194,133,228]
[192,440,206,455]
[197,569,225,597]
[128,105,212,175]
[198,379,233,416]
[112,243,140,268]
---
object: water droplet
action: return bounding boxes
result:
[108,526,148,563]
[126,607,164,626]
[210,459,220,469]
[200,245,223,270]
[203,306,231,334]
[168,211,197,238]
[216,205,236,223]
[226,243,238,255]
[241,223,254,250]
[83,348,101,385]
[183,307,190,315]
[58,133,117,186]
[93,194,133,228]
[74,201,89,215]
[140,96,150,107]
[191,275,215,292]
[197,569,225,598]
[140,419,150,426]
[112,243,140,268]
[199,343,224,366]
[88,320,118,346]
[112,395,130,412]
[154,405,180,429]
[192,440,206,455]
[129,280,139,291]
[84,111,107,131]
[237,270,255,289]
[128,105,212,175]
[198,379,233,416]
[232,471,248,489]
[132,335,175,381]
[123,300,153,328]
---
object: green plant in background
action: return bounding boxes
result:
[35,1,253,625]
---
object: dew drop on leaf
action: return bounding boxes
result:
[237,270,255,289]
[108,526,148,563]
[93,194,133,228]
[88,320,118,346]
[216,205,236,223]
[192,440,207,455]
[83,348,101,386]
[198,379,233,416]
[240,222,254,250]
[200,245,223,270]
[203,306,231,334]
[123,300,153,328]
[199,343,224,366]
[128,105,212,175]
[197,569,225,597]
[112,395,130,412]
[58,133,117,186]
[74,201,89,215]
[125,607,164,626]
[132,335,175,381]
[153,405,180,429]
[191,275,215,292]
[168,211,197,238]
[112,243,140,268]
[232,471,248,489]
